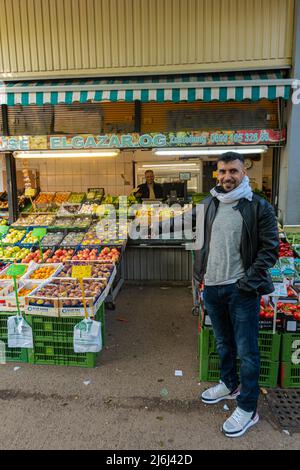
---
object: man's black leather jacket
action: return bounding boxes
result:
[193,194,279,296]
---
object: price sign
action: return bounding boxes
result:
[6,264,27,277]
[71,265,92,319]
[272,283,288,298]
[72,265,92,280]
[0,225,9,247]
[32,228,47,260]
[25,188,36,197]
[6,264,27,316]
[31,228,47,239]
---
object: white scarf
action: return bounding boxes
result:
[210,175,253,203]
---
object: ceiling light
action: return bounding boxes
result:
[152,146,267,156]
[142,163,197,168]
[14,150,120,159]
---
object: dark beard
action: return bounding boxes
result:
[215,185,227,194]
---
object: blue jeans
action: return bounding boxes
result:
[203,283,260,413]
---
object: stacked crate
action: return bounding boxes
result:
[199,326,281,388]
[25,304,105,368]
[0,312,28,363]
[280,333,300,388]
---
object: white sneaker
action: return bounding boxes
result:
[222,406,259,438]
[201,381,240,404]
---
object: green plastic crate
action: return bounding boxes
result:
[27,341,100,367]
[25,303,105,346]
[26,304,105,368]
[280,362,300,388]
[281,333,300,362]
[199,327,281,361]
[199,353,279,388]
[0,313,28,363]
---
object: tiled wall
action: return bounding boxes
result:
[25,152,136,196]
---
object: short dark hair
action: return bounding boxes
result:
[217,152,245,164]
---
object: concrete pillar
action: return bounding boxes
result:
[279,0,300,224]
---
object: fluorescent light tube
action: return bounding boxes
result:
[14,150,120,158]
[152,146,267,156]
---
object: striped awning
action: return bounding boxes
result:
[0,71,294,106]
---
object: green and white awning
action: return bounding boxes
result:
[0,71,294,106]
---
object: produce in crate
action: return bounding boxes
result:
[0,264,28,279]
[68,192,86,204]
[56,262,114,279]
[18,284,39,297]
[53,192,70,204]
[53,217,91,229]
[13,214,55,227]
[72,248,99,261]
[45,248,75,263]
[35,192,55,204]
[41,232,65,247]
[21,230,41,245]
[29,266,57,280]
[1,228,26,244]
[98,247,120,262]
[279,241,294,257]
[78,203,99,215]
[28,278,107,307]
[72,247,120,262]
[277,302,300,320]
[61,232,85,246]
[0,246,30,261]
[21,248,52,263]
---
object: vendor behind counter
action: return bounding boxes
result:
[133,170,163,200]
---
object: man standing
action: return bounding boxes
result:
[133,170,163,199]
[197,152,279,438]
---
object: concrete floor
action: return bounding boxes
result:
[0,285,299,450]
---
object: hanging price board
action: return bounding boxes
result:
[272,283,288,298]
[0,226,9,235]
[6,264,27,278]
[6,264,27,316]
[31,228,47,239]
[71,265,92,319]
[25,188,36,197]
[72,265,92,280]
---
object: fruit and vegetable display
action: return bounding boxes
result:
[1,229,26,244]
[53,216,91,229]
[81,222,127,245]
[72,247,120,262]
[13,214,56,227]
[18,283,39,297]
[53,192,71,204]
[35,192,55,205]
[0,219,7,226]
[277,302,300,320]
[21,248,53,264]
[28,265,59,280]
[68,192,86,204]
[279,241,295,257]
[78,203,99,215]
[44,248,75,263]
[0,246,31,261]
[27,278,107,308]
[20,230,41,245]
[56,262,114,280]
[60,232,85,246]
[41,232,65,247]
[0,264,28,279]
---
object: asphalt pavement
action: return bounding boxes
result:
[0,285,299,450]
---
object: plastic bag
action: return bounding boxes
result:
[73,319,102,353]
[7,315,33,348]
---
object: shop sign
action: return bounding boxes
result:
[0,129,286,152]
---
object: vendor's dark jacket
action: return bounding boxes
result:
[192,194,279,296]
[135,182,163,199]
